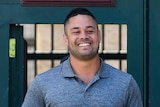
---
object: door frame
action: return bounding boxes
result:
[0,0,147,106]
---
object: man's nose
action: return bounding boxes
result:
[80,31,88,38]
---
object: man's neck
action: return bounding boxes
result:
[70,55,100,84]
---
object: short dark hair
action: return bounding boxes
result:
[64,8,97,24]
[64,8,98,34]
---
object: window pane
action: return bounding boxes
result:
[36,24,52,52]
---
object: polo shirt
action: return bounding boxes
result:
[22,58,143,107]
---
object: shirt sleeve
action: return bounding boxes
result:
[126,76,143,107]
[21,77,44,107]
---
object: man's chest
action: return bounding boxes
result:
[43,80,126,107]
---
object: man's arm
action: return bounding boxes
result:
[126,76,143,107]
[21,77,44,107]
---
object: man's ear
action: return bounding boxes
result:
[63,34,69,46]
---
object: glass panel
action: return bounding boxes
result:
[121,24,127,51]
[53,24,68,52]
[121,60,127,72]
[105,60,119,69]
[36,60,52,74]
[36,24,52,52]
[23,24,35,53]
[27,60,35,86]
[98,24,103,53]
[53,60,61,67]
[104,24,119,52]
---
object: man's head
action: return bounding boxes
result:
[63,8,101,60]
[64,8,98,34]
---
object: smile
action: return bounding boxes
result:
[79,43,90,47]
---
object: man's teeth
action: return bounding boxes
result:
[79,43,90,46]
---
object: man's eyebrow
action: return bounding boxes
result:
[71,27,80,30]
[70,26,95,30]
[86,25,96,29]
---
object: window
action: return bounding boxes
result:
[22,24,127,86]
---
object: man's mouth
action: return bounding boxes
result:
[79,43,90,47]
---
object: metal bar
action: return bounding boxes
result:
[119,24,122,70]
[144,0,149,106]
[102,24,105,51]
[27,53,127,60]
[51,24,54,67]
[34,24,37,76]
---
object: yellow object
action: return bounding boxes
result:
[9,38,16,58]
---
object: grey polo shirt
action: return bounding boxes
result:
[22,58,143,107]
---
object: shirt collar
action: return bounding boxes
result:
[61,57,109,78]
[97,58,109,78]
[62,58,76,77]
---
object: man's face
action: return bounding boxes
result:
[64,15,101,60]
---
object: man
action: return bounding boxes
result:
[22,8,143,107]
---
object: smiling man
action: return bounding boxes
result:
[64,13,100,61]
[22,8,143,107]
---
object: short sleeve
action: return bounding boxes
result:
[126,76,143,107]
[21,77,44,107]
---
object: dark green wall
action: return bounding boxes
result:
[1,0,159,106]
[0,0,19,3]
[149,0,160,106]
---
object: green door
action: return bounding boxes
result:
[9,25,27,107]
[149,0,160,106]
[0,0,147,106]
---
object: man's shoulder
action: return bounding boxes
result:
[102,63,138,91]
[35,64,63,82]
[103,63,132,82]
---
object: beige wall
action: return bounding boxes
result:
[23,24,127,85]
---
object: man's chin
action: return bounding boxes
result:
[77,54,97,60]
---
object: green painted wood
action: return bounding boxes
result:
[9,25,27,107]
[149,0,160,106]
[0,0,146,106]
[0,24,9,107]
[0,0,19,3]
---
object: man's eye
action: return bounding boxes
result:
[87,30,94,34]
[73,31,80,34]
